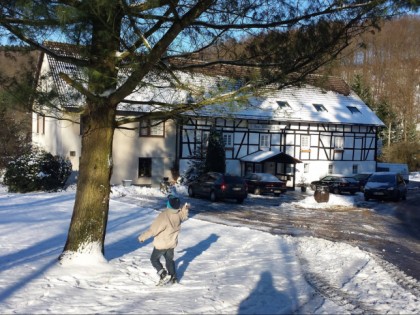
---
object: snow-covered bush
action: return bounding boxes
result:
[3,149,72,193]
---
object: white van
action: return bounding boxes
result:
[376,163,409,183]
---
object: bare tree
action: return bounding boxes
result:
[329,15,420,168]
[0,1,416,259]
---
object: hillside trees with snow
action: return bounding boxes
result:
[328,16,420,170]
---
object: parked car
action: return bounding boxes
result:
[310,175,359,195]
[364,172,407,202]
[243,173,287,196]
[187,172,248,203]
[353,173,373,191]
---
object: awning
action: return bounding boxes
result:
[240,150,302,164]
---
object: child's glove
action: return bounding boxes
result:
[138,235,145,243]
[181,202,190,212]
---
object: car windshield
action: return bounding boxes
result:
[344,177,358,183]
[354,174,370,180]
[369,174,395,183]
[257,174,280,182]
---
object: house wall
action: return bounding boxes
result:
[112,120,177,186]
[33,112,178,187]
[32,112,81,165]
[178,117,379,187]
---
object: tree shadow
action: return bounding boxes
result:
[175,233,219,280]
[238,271,292,314]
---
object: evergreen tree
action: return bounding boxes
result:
[183,144,206,183]
[205,127,226,173]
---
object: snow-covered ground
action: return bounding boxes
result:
[0,175,419,314]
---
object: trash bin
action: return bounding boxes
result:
[314,185,329,203]
[122,180,132,187]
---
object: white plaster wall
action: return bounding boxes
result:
[111,120,177,186]
[295,160,377,184]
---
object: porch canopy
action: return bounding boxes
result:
[240,150,302,188]
[240,150,302,164]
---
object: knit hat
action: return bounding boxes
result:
[167,195,181,209]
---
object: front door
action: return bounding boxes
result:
[264,161,276,174]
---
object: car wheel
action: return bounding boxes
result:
[333,187,340,194]
[237,198,244,204]
[210,191,217,202]
[393,191,400,202]
[254,187,261,195]
[364,194,369,201]
[188,187,195,197]
[350,191,356,195]
[274,193,280,197]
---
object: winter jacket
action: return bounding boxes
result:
[138,205,189,250]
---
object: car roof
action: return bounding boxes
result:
[371,171,399,175]
[251,172,274,176]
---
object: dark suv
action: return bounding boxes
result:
[364,172,407,201]
[310,175,359,195]
[187,172,248,203]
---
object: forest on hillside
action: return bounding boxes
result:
[329,15,419,170]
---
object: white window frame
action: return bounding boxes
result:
[223,133,233,148]
[301,135,310,150]
[36,114,45,134]
[140,120,164,137]
[313,104,328,112]
[334,136,344,149]
[260,134,270,149]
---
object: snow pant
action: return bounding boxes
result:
[150,247,176,276]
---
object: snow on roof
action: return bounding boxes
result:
[42,42,384,127]
[240,149,302,163]
[241,150,282,162]
[191,85,384,126]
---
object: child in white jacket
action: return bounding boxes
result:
[139,195,189,284]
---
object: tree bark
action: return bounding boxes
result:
[62,105,116,255]
[60,2,122,257]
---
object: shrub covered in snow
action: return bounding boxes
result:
[3,149,72,192]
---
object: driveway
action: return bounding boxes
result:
[181,184,420,282]
[115,182,420,282]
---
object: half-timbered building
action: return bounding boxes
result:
[31,44,384,189]
[178,80,384,188]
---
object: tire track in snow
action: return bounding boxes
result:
[370,255,420,297]
[296,256,381,315]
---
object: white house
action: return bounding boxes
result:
[32,43,384,188]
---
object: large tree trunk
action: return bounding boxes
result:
[62,105,116,256]
[60,4,122,258]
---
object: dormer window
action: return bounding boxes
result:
[276,101,291,109]
[347,106,361,114]
[313,104,327,112]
